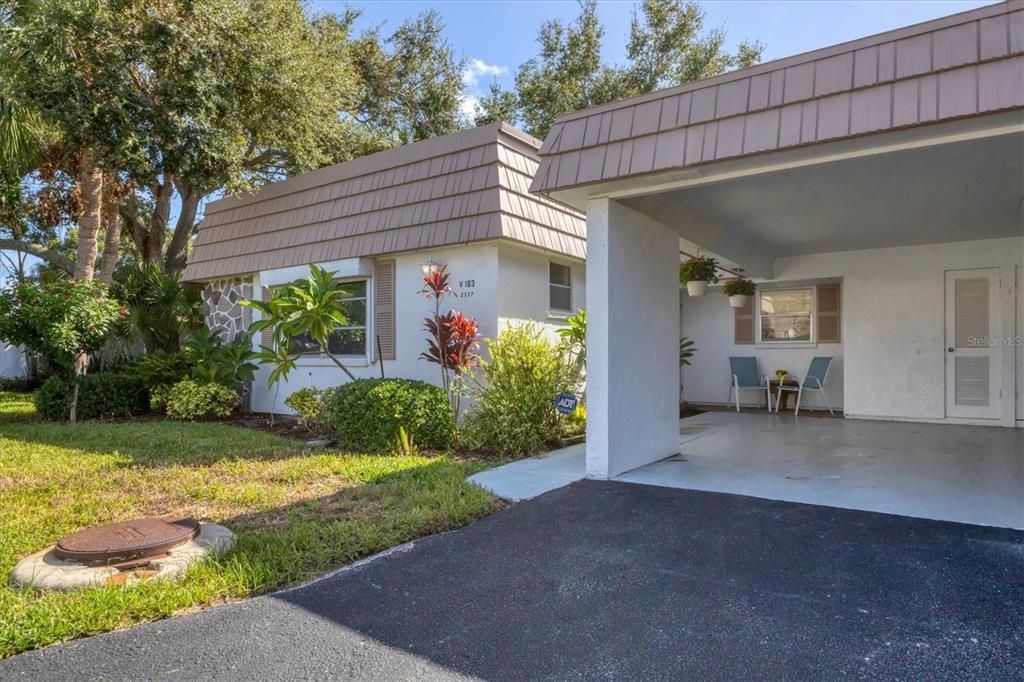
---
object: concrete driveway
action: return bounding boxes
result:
[3,481,1021,680]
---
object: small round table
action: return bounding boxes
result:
[767,378,800,411]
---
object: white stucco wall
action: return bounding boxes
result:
[495,242,585,342]
[682,237,1021,426]
[586,198,680,478]
[681,291,843,411]
[251,243,500,414]
[249,241,585,415]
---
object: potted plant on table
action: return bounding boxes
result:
[679,256,719,297]
[723,277,756,308]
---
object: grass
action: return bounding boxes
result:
[0,391,505,659]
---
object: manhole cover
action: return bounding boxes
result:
[54,518,201,566]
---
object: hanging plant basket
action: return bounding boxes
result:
[728,294,751,308]
[686,280,709,297]
[723,277,756,308]
[679,256,719,297]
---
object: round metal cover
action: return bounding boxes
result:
[54,517,201,566]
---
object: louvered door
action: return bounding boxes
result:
[945,268,1000,419]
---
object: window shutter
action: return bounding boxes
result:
[816,283,841,343]
[260,285,274,348]
[374,259,396,360]
[734,293,755,345]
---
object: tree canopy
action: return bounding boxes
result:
[0,0,466,276]
[475,0,764,139]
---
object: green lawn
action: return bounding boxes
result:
[0,391,504,659]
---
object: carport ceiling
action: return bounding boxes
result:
[621,131,1023,258]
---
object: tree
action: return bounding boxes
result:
[352,10,467,146]
[1,0,366,275]
[0,277,123,420]
[242,265,361,387]
[475,0,764,139]
[2,2,470,276]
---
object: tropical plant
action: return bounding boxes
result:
[679,336,697,367]
[126,350,192,387]
[109,263,203,354]
[557,308,587,371]
[419,265,480,418]
[722,278,755,297]
[463,322,582,457]
[0,278,123,420]
[679,256,720,285]
[327,378,455,453]
[242,265,359,386]
[183,326,259,387]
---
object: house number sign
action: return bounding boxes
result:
[457,279,476,299]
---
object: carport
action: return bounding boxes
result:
[528,3,1023,486]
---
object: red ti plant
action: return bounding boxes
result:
[419,265,480,418]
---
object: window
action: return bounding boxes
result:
[759,288,813,342]
[289,280,368,356]
[549,262,572,313]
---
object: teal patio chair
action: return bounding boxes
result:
[776,356,834,416]
[728,356,773,412]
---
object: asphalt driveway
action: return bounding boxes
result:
[3,480,1022,680]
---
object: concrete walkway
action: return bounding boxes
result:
[470,412,1024,529]
[3,481,1020,680]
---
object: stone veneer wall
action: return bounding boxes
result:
[202,277,254,343]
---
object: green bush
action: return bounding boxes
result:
[284,387,337,435]
[328,378,454,452]
[126,350,193,386]
[463,323,580,457]
[164,379,239,421]
[34,374,150,421]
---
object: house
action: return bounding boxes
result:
[0,344,24,379]
[182,123,586,413]
[529,1,1023,480]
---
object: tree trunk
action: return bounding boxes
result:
[74,149,103,281]
[98,210,121,283]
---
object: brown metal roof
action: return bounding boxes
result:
[183,123,585,281]
[530,1,1024,196]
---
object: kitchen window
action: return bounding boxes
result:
[289,280,368,356]
[759,288,813,343]
[549,262,572,313]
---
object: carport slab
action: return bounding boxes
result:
[2,481,1020,680]
[472,412,1024,529]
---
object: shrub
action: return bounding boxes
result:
[34,374,150,421]
[328,378,454,453]
[126,350,193,387]
[0,375,43,393]
[149,384,172,413]
[284,387,337,435]
[463,323,581,457]
[164,379,239,421]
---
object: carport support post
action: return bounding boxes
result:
[586,198,680,479]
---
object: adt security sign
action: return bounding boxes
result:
[554,392,579,415]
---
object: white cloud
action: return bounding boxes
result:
[460,58,507,121]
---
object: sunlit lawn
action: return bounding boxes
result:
[0,391,504,659]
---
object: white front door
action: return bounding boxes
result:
[945,268,1001,419]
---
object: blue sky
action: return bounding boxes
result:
[317,0,994,118]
